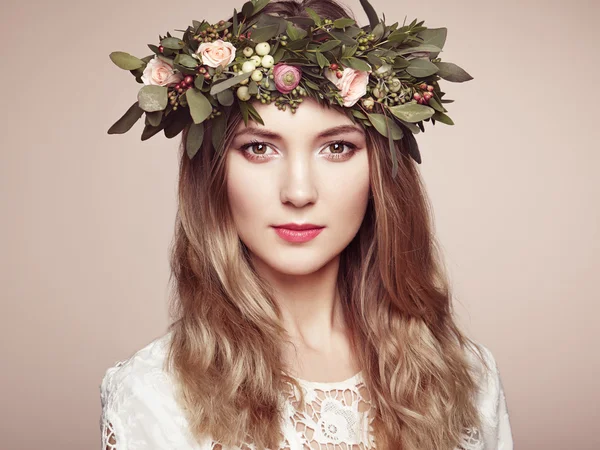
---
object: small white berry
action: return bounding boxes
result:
[255,42,271,56]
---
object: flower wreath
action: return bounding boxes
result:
[107,0,472,176]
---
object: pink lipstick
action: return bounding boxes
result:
[272,223,325,243]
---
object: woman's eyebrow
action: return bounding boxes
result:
[232,124,365,141]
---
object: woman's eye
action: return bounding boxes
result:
[237,140,358,161]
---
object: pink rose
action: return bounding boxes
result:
[325,66,371,107]
[196,39,236,68]
[273,63,302,94]
[141,56,183,86]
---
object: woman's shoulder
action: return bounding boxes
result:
[461,340,514,450]
[99,330,208,449]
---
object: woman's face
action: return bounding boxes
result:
[225,97,370,276]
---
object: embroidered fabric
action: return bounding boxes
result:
[99,332,513,450]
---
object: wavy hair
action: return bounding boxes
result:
[164,1,489,449]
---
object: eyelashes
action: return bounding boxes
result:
[237,139,359,162]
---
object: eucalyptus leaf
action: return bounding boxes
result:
[333,18,355,28]
[342,57,371,72]
[367,113,403,139]
[351,109,368,120]
[397,44,442,56]
[317,39,341,53]
[415,28,447,58]
[186,89,213,124]
[241,1,254,18]
[209,71,252,95]
[137,85,168,112]
[160,37,185,50]
[211,113,227,153]
[434,62,473,82]
[359,0,380,29]
[432,111,454,125]
[427,97,446,113]
[305,6,322,26]
[252,0,271,15]
[146,110,162,127]
[186,122,205,158]
[388,103,435,123]
[248,80,259,95]
[141,123,164,141]
[249,24,280,43]
[163,109,189,138]
[217,88,234,106]
[109,51,145,70]
[107,101,144,134]
[175,53,198,68]
[315,51,329,69]
[402,127,422,164]
[406,58,439,78]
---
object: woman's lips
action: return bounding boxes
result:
[272,226,324,243]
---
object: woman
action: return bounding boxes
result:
[101,0,513,449]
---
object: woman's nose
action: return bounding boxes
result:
[279,152,318,207]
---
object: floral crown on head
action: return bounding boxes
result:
[108,0,472,177]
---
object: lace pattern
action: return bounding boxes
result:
[99,333,512,450]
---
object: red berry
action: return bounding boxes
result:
[336,71,343,79]
[175,83,181,90]
[413,93,421,100]
[184,75,194,85]
[204,73,211,79]
[424,92,432,100]
[330,63,339,70]
[420,83,427,89]
[427,85,434,92]
[158,45,164,53]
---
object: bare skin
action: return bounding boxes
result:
[226,98,370,382]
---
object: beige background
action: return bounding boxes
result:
[1,0,598,448]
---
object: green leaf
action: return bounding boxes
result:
[367,113,403,139]
[241,1,254,18]
[211,113,227,153]
[434,62,473,83]
[366,53,383,67]
[286,21,305,41]
[160,37,185,50]
[386,114,399,178]
[305,7,322,26]
[415,28,447,58]
[286,17,315,28]
[372,22,385,42]
[406,58,439,78]
[341,44,358,58]
[216,88,234,106]
[239,99,250,126]
[141,123,164,141]
[175,53,198,68]
[351,109,368,120]
[388,103,435,123]
[402,127,422,164]
[249,24,280,43]
[186,89,213,124]
[315,51,329,69]
[232,8,239,36]
[246,102,265,125]
[209,71,252,95]
[107,101,144,134]
[359,0,380,28]
[329,30,358,46]
[252,0,270,15]
[333,18,355,28]
[397,44,442,56]
[137,85,168,112]
[163,109,189,138]
[427,97,446,113]
[432,111,454,125]
[286,37,310,50]
[146,110,162,127]
[186,122,205,158]
[194,75,204,90]
[387,30,408,43]
[342,57,371,72]
[109,51,145,70]
[317,39,341,53]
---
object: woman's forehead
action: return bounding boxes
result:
[232,97,366,141]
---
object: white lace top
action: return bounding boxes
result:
[99,332,513,450]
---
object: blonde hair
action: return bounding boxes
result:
[165,1,489,449]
